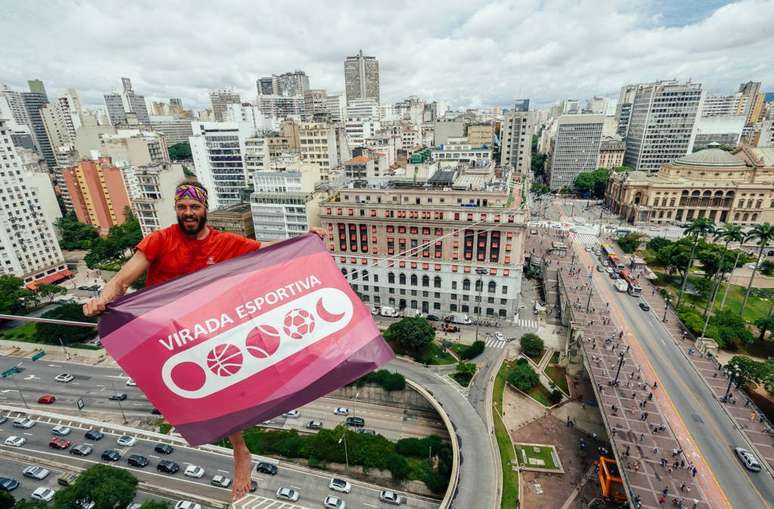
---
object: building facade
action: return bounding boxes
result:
[150,117,194,146]
[597,137,626,169]
[63,157,132,235]
[499,110,534,175]
[304,89,327,117]
[344,50,379,104]
[21,87,56,169]
[298,122,339,179]
[130,162,185,236]
[319,187,526,318]
[189,122,251,210]
[466,123,494,146]
[605,147,774,225]
[104,78,150,126]
[547,114,604,190]
[209,90,241,122]
[208,203,256,239]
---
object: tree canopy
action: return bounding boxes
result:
[383,317,435,354]
[52,465,137,509]
[573,168,610,198]
[617,232,646,254]
[508,359,539,391]
[168,142,192,161]
[56,211,100,251]
[519,333,544,358]
[0,275,35,314]
[84,208,142,269]
[37,303,98,344]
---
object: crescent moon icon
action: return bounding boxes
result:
[316,297,345,322]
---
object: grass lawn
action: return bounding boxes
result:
[449,343,467,359]
[0,322,38,342]
[544,365,569,394]
[514,443,560,470]
[526,383,553,407]
[421,342,456,365]
[549,351,560,365]
[493,359,518,509]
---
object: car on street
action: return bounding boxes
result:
[425,314,440,321]
[379,490,403,505]
[334,407,350,415]
[0,477,19,491]
[638,302,651,312]
[4,436,26,447]
[38,394,56,404]
[49,437,72,450]
[52,425,71,436]
[255,462,278,475]
[355,428,377,435]
[494,331,505,341]
[117,435,137,447]
[596,265,604,272]
[127,504,142,509]
[323,496,346,509]
[127,454,149,468]
[735,447,762,472]
[31,487,56,502]
[0,416,7,425]
[23,466,50,480]
[55,373,75,383]
[174,502,201,509]
[126,379,136,386]
[12,417,34,429]
[184,465,205,478]
[275,487,300,502]
[57,473,79,487]
[85,429,104,441]
[109,393,128,401]
[345,416,365,427]
[211,475,232,488]
[282,409,300,418]
[158,460,180,474]
[101,449,121,462]
[70,444,93,456]
[154,443,174,454]
[306,420,323,430]
[328,478,352,493]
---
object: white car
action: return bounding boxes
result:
[31,487,56,502]
[23,465,50,480]
[174,502,201,509]
[379,490,403,505]
[276,487,300,502]
[334,407,350,415]
[494,332,505,342]
[117,435,137,447]
[4,436,26,447]
[324,496,346,509]
[127,504,142,509]
[12,417,35,429]
[55,373,74,383]
[52,425,72,436]
[282,409,300,418]
[125,378,136,386]
[184,465,205,478]
[328,477,352,493]
[211,474,232,488]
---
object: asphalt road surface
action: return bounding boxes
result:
[603,276,774,508]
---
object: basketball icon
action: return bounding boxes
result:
[245,324,281,358]
[206,343,243,376]
[283,308,315,339]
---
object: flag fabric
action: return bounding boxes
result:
[98,234,394,446]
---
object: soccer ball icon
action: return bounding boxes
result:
[206,343,243,377]
[245,324,281,358]
[283,308,315,339]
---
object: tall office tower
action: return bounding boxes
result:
[257,76,277,96]
[189,122,253,210]
[512,99,530,113]
[40,101,76,167]
[0,84,31,127]
[63,157,132,236]
[298,122,339,179]
[546,114,605,190]
[209,89,242,122]
[304,89,328,117]
[499,107,534,174]
[0,119,68,286]
[701,93,746,117]
[257,95,304,118]
[615,84,639,137]
[169,98,184,114]
[587,96,609,114]
[21,81,56,169]
[276,71,309,97]
[344,49,379,104]
[325,94,346,122]
[104,77,150,126]
[346,98,379,120]
[738,81,765,125]
[623,80,703,172]
[104,93,127,126]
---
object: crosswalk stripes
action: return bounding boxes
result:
[514,318,539,329]
[571,232,599,248]
[485,338,507,349]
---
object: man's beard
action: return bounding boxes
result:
[177,212,207,236]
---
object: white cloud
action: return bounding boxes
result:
[1,0,771,111]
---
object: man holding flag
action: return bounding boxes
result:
[84,180,326,500]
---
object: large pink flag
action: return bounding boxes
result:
[98,234,394,445]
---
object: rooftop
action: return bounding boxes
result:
[672,148,746,168]
[346,155,369,164]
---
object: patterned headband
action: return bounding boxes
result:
[175,184,208,206]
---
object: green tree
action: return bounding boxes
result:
[56,211,100,250]
[0,492,15,509]
[549,389,563,404]
[713,309,754,348]
[138,502,169,509]
[383,317,435,355]
[52,464,137,509]
[37,303,98,344]
[712,224,747,311]
[676,218,716,308]
[10,501,47,509]
[617,232,646,254]
[655,240,692,277]
[0,275,35,314]
[647,236,672,253]
[760,259,774,276]
[520,333,544,358]
[508,359,539,391]
[741,223,774,314]
[385,452,410,481]
[530,182,549,195]
[168,142,192,161]
[84,209,143,269]
[573,168,610,198]
[460,340,485,359]
[754,315,774,342]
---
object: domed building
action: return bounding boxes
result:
[605,146,774,225]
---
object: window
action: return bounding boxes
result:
[452,281,457,290]
[422,275,429,287]
[462,279,470,291]
[475,279,483,292]
[502,285,508,294]
[410,274,418,286]
[388,272,395,284]
[488,281,496,293]
[399,273,406,285]
[434,276,441,288]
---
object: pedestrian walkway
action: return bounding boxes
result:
[486,338,508,349]
[570,232,599,248]
[514,318,539,329]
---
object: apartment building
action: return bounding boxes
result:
[298,122,339,179]
[208,203,256,239]
[547,114,605,190]
[597,137,626,169]
[130,162,185,236]
[499,109,534,175]
[63,157,132,236]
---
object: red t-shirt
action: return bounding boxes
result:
[136,225,262,287]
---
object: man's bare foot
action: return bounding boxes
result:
[231,446,253,501]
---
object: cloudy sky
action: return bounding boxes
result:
[2,0,772,111]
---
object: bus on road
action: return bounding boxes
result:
[619,269,642,297]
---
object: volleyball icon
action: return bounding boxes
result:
[245,324,281,358]
[283,308,315,339]
[206,343,243,377]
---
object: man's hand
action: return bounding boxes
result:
[308,226,327,239]
[83,295,110,317]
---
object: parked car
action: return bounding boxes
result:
[379,490,403,505]
[0,416,7,425]
[57,473,79,487]
[306,420,323,430]
[109,393,128,401]
[101,450,121,462]
[0,477,19,492]
[49,437,71,450]
[282,409,300,418]
[173,502,201,509]
[639,302,651,312]
[355,428,377,435]
[23,466,50,480]
[425,314,440,322]
[4,436,26,447]
[255,462,278,475]
[345,416,365,427]
[328,478,352,494]
[127,455,149,468]
[275,487,300,502]
[70,444,93,456]
[38,394,56,404]
[334,407,350,415]
[31,487,56,502]
[11,417,34,429]
[735,447,762,472]
[85,429,104,441]
[323,496,346,509]
[117,435,137,447]
[55,373,74,383]
[211,475,232,488]
[157,460,180,474]
[125,379,136,386]
[76,499,95,509]
[154,443,174,455]
[52,425,71,436]
[184,465,205,478]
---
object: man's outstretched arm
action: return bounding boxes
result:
[83,250,150,316]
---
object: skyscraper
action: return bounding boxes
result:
[0,84,31,127]
[499,106,534,174]
[344,50,379,104]
[614,84,639,137]
[547,114,605,190]
[104,77,150,126]
[623,80,703,172]
[21,80,56,169]
[257,71,310,97]
[209,89,241,122]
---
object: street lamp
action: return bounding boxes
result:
[57,336,71,361]
[612,345,630,386]
[338,433,350,473]
[111,382,128,424]
[662,295,671,323]
[474,267,487,343]
[722,365,741,403]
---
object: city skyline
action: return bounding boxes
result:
[2,0,773,111]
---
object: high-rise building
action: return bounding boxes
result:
[209,203,256,238]
[63,157,132,236]
[325,94,346,122]
[623,80,702,172]
[0,119,67,286]
[433,119,466,145]
[344,50,379,104]
[701,93,746,117]
[614,84,639,138]
[586,96,609,114]
[547,114,605,190]
[257,95,304,119]
[150,116,194,146]
[0,84,31,127]
[189,122,252,210]
[739,81,765,124]
[21,81,56,169]
[209,89,241,122]
[99,129,169,170]
[40,101,75,165]
[104,77,150,126]
[104,93,127,127]
[257,71,309,97]
[299,122,339,179]
[257,76,277,96]
[130,162,185,236]
[499,108,534,174]
[304,89,327,117]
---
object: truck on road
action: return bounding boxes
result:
[379,306,399,318]
[445,313,472,325]
[614,279,629,293]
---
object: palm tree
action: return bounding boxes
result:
[740,223,774,315]
[713,224,747,311]
[676,217,716,309]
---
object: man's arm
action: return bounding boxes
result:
[83,250,150,316]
